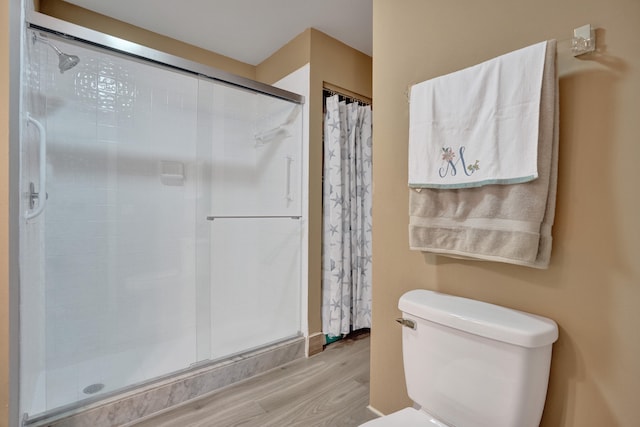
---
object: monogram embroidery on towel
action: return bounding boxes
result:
[439,146,480,178]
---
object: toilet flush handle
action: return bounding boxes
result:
[395,318,416,330]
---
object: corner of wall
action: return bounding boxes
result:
[255,28,311,85]
[309,28,372,99]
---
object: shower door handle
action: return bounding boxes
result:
[284,156,293,203]
[25,113,48,220]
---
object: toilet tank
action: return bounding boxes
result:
[398,290,558,427]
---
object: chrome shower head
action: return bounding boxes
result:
[57,51,80,73]
[33,33,80,73]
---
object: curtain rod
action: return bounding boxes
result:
[323,84,372,106]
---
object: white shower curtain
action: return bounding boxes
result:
[322,94,373,338]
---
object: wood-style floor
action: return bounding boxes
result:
[129,332,378,427]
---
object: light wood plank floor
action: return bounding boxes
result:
[129,332,378,427]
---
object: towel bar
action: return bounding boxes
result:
[572,24,596,56]
[206,215,301,220]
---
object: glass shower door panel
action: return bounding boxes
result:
[209,218,302,359]
[24,34,199,412]
[208,83,303,217]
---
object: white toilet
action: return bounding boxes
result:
[362,289,558,427]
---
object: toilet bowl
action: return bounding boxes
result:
[361,290,558,427]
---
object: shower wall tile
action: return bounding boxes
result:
[96,123,118,142]
[97,109,116,126]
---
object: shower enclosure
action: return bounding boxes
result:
[19,15,305,423]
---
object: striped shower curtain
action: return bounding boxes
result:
[322,94,373,338]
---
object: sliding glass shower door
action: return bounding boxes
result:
[200,81,303,359]
[21,32,201,414]
[20,29,303,419]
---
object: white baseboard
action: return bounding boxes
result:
[366,405,385,417]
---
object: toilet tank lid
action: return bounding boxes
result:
[399,290,559,348]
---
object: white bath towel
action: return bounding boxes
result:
[409,41,548,189]
[408,40,558,268]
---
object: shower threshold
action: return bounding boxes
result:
[23,335,305,427]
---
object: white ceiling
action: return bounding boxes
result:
[63,0,373,66]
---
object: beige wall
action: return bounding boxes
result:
[1,0,9,421]
[371,0,640,426]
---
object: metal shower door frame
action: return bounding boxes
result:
[26,11,305,105]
